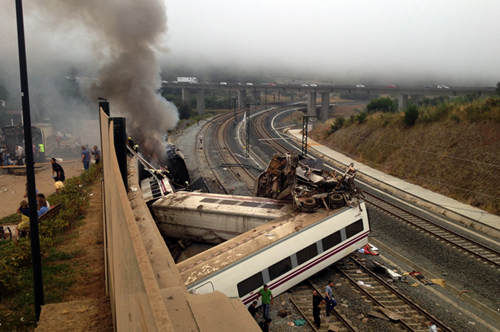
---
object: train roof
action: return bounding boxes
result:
[153,191,293,219]
[177,206,350,287]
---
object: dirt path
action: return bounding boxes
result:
[0,160,83,219]
[36,182,113,331]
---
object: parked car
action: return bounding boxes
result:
[219,82,228,86]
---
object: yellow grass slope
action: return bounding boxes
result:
[312,98,500,215]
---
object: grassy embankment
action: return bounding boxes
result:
[0,165,102,330]
[312,96,500,215]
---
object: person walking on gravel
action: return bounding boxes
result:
[258,284,273,320]
[325,280,336,316]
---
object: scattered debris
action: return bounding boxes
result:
[372,261,402,280]
[255,153,363,212]
[367,310,389,321]
[409,271,434,285]
[278,309,289,318]
[357,280,372,288]
[376,306,404,321]
[293,319,306,326]
[431,279,446,287]
[357,243,379,255]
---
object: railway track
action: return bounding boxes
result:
[290,280,357,332]
[196,112,231,193]
[201,105,498,331]
[255,107,500,269]
[364,192,500,268]
[215,111,256,191]
[336,257,451,332]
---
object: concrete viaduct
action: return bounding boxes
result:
[163,82,496,122]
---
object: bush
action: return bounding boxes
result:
[366,97,398,113]
[403,104,419,126]
[329,117,345,133]
[356,112,367,124]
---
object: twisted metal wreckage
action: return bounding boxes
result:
[256,153,363,212]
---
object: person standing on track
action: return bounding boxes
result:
[312,289,324,329]
[258,284,273,320]
[325,280,336,316]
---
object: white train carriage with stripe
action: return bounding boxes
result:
[178,202,369,305]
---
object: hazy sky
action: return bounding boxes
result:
[162,0,500,84]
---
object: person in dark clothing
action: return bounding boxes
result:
[248,301,258,319]
[258,318,271,332]
[312,290,324,328]
[91,145,101,164]
[51,158,65,182]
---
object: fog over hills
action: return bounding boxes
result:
[1,0,499,122]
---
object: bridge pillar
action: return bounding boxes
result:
[258,90,266,105]
[319,91,330,121]
[237,89,247,109]
[248,89,257,106]
[398,94,408,111]
[196,89,205,115]
[181,88,191,104]
[307,90,317,116]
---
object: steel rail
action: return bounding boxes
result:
[364,192,500,268]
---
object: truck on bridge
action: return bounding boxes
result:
[176,76,199,84]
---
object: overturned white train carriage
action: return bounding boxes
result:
[180,203,369,305]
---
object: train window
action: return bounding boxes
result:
[345,219,363,239]
[296,243,318,265]
[220,200,238,205]
[240,201,261,207]
[322,231,341,251]
[268,257,292,281]
[237,272,264,297]
[200,198,219,203]
[261,203,284,210]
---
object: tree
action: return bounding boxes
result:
[496,82,500,95]
[403,104,419,127]
[366,97,397,113]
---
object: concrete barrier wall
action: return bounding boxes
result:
[100,108,259,331]
[100,110,174,331]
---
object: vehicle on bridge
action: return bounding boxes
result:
[176,76,199,84]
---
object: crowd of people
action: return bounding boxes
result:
[11,144,100,237]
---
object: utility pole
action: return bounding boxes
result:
[15,0,44,320]
[233,97,237,122]
[245,103,253,158]
[301,113,315,158]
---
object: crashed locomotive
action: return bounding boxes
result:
[255,153,363,212]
